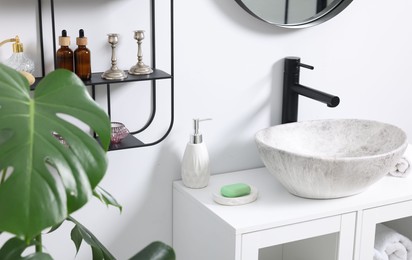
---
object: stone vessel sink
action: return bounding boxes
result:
[255,119,408,199]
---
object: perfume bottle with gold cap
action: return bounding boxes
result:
[0,36,35,74]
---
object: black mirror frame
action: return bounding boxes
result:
[235,0,353,28]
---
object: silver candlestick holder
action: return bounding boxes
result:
[102,33,127,80]
[129,30,153,75]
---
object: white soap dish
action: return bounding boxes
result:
[213,186,258,206]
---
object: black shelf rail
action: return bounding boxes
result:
[36,0,175,151]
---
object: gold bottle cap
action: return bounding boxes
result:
[12,36,23,53]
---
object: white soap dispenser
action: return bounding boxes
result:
[181,118,211,189]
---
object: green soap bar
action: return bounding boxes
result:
[221,183,251,198]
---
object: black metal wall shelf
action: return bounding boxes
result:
[31,69,171,92]
[84,69,171,86]
[36,0,174,151]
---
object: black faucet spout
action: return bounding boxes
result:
[291,84,340,108]
[281,57,340,124]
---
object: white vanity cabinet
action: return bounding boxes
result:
[357,195,412,259]
[173,148,412,260]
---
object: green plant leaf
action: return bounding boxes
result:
[129,241,175,260]
[0,237,29,259]
[21,253,53,260]
[70,225,83,254]
[0,236,52,260]
[93,186,122,212]
[67,216,116,260]
[0,64,111,240]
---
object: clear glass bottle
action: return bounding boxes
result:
[3,36,35,74]
[56,30,73,71]
[74,29,91,80]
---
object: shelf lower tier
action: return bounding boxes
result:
[109,134,144,151]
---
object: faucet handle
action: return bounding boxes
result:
[298,63,314,70]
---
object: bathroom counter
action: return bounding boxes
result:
[173,146,412,260]
[174,165,412,233]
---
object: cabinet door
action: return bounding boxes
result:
[358,200,412,260]
[241,212,356,260]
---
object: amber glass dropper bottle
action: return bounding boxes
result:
[56,30,74,71]
[74,29,91,80]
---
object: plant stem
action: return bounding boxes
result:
[35,234,42,253]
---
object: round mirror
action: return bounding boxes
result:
[235,0,353,28]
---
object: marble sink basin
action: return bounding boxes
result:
[255,119,408,199]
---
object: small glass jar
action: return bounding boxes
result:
[110,122,129,144]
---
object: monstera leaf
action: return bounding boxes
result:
[0,64,110,241]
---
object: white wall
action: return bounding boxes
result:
[2,0,412,259]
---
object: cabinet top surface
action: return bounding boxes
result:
[173,145,412,234]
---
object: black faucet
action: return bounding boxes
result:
[281,57,340,124]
